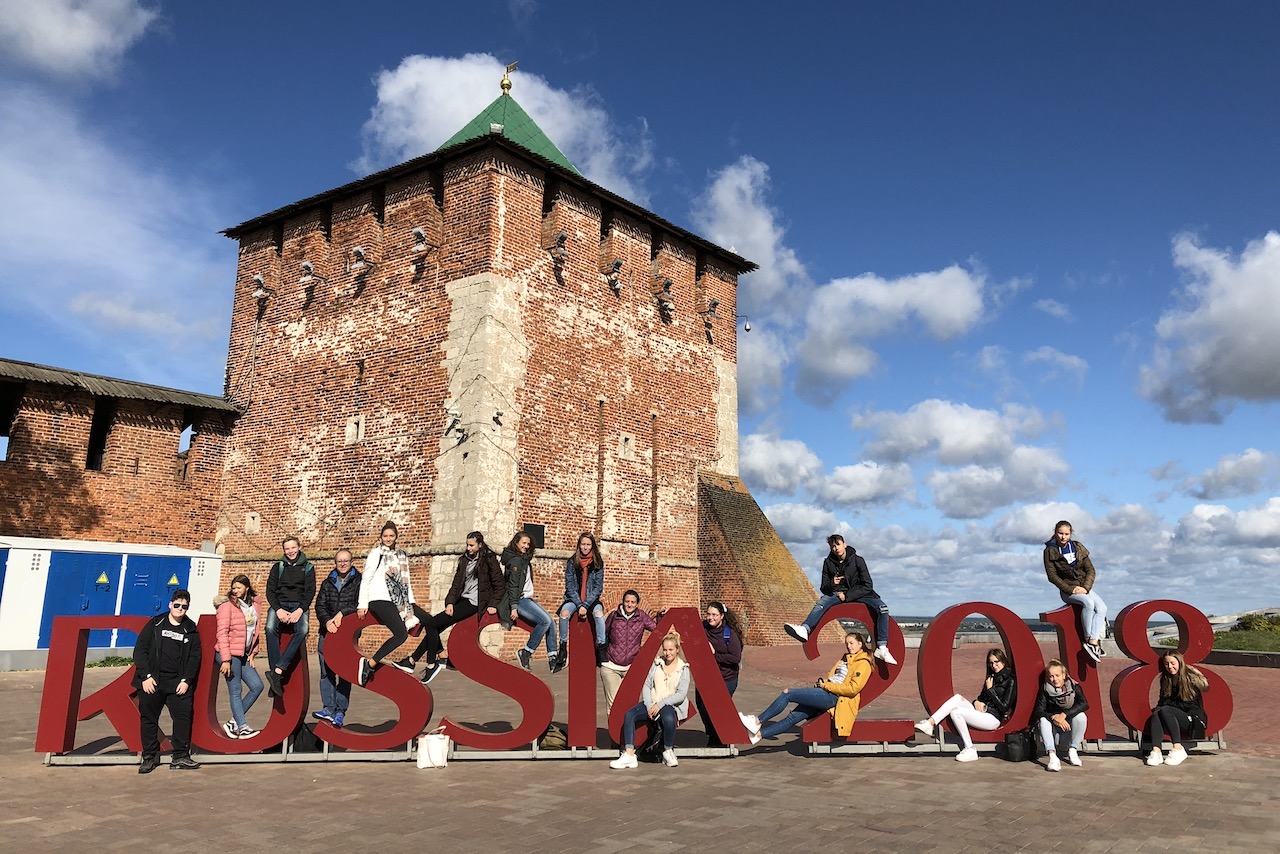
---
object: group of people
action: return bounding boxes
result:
[133,519,1209,773]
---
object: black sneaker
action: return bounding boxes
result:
[420,663,444,685]
[440,657,457,671]
[517,648,533,671]
[1096,644,1107,658]
[170,756,201,770]
[358,659,372,687]
[1083,643,1101,663]
[389,658,415,675]
[138,756,160,775]
[266,670,283,697]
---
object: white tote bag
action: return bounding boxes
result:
[417,728,450,769]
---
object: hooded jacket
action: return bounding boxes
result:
[213,594,263,660]
[498,547,534,630]
[1043,538,1097,595]
[315,567,362,633]
[267,551,316,611]
[823,649,874,736]
[821,548,877,600]
[445,548,505,612]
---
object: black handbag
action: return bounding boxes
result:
[1001,727,1035,762]
[636,719,666,763]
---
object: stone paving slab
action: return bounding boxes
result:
[2,641,1278,852]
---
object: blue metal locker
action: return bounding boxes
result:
[38,552,122,648]
[117,556,191,647]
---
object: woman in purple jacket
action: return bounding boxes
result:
[598,589,658,715]
[693,601,743,747]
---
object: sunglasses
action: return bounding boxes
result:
[171,602,189,610]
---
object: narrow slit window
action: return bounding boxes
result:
[86,397,116,471]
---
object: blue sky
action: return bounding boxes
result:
[2,1,1278,618]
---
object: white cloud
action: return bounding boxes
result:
[1034,298,1070,319]
[1139,231,1280,423]
[690,155,808,316]
[1024,345,1088,385]
[990,502,1092,545]
[795,266,988,404]
[1181,448,1279,500]
[0,0,156,81]
[739,433,824,495]
[763,503,842,544]
[0,87,233,390]
[854,399,1047,466]
[737,326,789,414]
[926,446,1071,519]
[354,53,654,202]
[1174,499,1280,549]
[976,345,1006,373]
[812,461,914,506]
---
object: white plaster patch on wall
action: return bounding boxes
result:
[431,272,528,565]
[713,353,739,477]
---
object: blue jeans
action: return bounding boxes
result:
[621,702,678,750]
[214,652,264,729]
[1038,713,1087,752]
[757,686,837,739]
[316,634,351,716]
[517,597,558,654]
[266,601,310,672]
[558,602,606,645]
[1060,590,1107,641]
[802,595,890,645]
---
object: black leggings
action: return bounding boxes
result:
[1148,703,1198,745]
[421,600,480,664]
[367,600,431,664]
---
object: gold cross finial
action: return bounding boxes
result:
[501,61,518,94]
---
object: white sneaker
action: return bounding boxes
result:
[738,712,762,744]
[914,719,934,738]
[1165,746,1188,766]
[609,752,638,769]
[783,623,810,642]
[661,749,679,767]
[955,747,979,762]
[1067,747,1082,766]
[1145,748,1164,766]
[1046,753,1061,772]
[874,646,898,666]
[223,720,238,739]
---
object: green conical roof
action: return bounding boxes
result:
[437,93,579,175]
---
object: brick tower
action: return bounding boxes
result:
[217,74,814,646]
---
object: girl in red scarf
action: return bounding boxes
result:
[553,532,606,670]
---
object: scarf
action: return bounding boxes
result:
[578,552,594,601]
[1043,676,1077,712]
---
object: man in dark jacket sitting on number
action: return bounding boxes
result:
[265,535,316,697]
[784,534,898,665]
[133,589,202,773]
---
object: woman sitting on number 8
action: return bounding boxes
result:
[738,631,874,744]
[1144,650,1208,767]
[914,647,1016,762]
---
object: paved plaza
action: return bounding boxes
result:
[3,642,1278,852]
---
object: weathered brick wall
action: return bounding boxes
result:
[215,136,798,655]
[0,384,229,546]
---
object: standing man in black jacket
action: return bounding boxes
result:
[313,548,361,726]
[264,535,316,697]
[132,589,202,773]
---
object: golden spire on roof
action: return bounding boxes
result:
[501,61,518,94]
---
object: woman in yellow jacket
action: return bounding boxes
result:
[738,631,874,743]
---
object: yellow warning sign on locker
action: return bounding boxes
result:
[96,572,110,584]
[168,574,180,586]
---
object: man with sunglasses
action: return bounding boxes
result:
[132,589,202,773]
